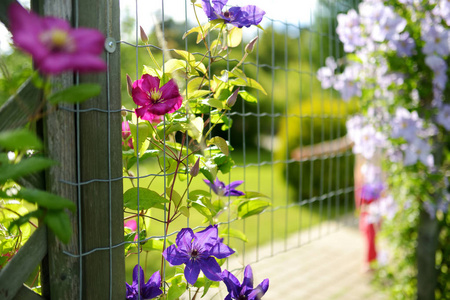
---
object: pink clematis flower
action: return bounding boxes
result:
[132,74,183,121]
[8,3,106,74]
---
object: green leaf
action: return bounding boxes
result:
[168,281,187,300]
[226,27,243,48]
[123,187,169,211]
[200,98,224,109]
[178,206,190,217]
[0,129,42,151]
[8,210,43,234]
[170,190,183,207]
[126,149,160,169]
[48,84,101,104]
[190,200,213,222]
[44,210,72,244]
[240,191,270,199]
[164,59,187,73]
[129,123,150,157]
[239,90,257,103]
[219,228,248,242]
[208,136,229,156]
[174,49,195,63]
[143,65,163,78]
[141,238,167,252]
[238,199,270,219]
[16,188,76,211]
[231,77,267,95]
[187,117,204,142]
[0,157,56,184]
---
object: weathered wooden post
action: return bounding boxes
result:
[76,0,125,299]
[36,0,124,299]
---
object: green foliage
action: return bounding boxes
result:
[276,95,357,202]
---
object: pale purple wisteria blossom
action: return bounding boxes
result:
[361,162,383,184]
[389,32,416,57]
[336,9,365,52]
[367,194,398,224]
[402,138,434,167]
[421,22,450,57]
[425,55,448,90]
[390,107,421,142]
[351,123,386,159]
[435,104,450,130]
[370,5,406,43]
[333,63,362,101]
[316,57,337,89]
[437,0,450,26]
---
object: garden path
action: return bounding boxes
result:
[200,217,387,300]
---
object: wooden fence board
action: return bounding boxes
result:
[0,78,42,132]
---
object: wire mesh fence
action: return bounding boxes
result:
[117,0,357,297]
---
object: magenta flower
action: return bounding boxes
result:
[124,219,138,241]
[122,121,134,149]
[222,265,269,300]
[126,265,162,300]
[8,3,106,75]
[201,0,265,28]
[162,225,235,285]
[132,74,183,121]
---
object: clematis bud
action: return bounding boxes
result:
[126,74,133,97]
[191,0,196,3]
[140,26,148,43]
[245,36,258,54]
[226,88,240,108]
[121,106,127,117]
[190,158,200,177]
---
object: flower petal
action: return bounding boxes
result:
[132,265,145,287]
[132,91,150,107]
[203,179,220,195]
[38,53,106,74]
[247,278,269,300]
[199,257,223,282]
[222,270,241,298]
[141,74,160,92]
[194,225,218,249]
[229,5,265,28]
[142,271,163,299]
[70,28,105,55]
[226,180,243,190]
[242,265,254,289]
[162,244,189,266]
[176,228,195,251]
[184,259,201,285]
[209,240,235,259]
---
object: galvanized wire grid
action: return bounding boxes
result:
[63,0,357,299]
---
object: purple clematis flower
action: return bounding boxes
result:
[222,265,269,300]
[162,225,235,285]
[8,3,106,74]
[201,0,265,28]
[204,178,245,197]
[126,265,162,300]
[132,74,183,121]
